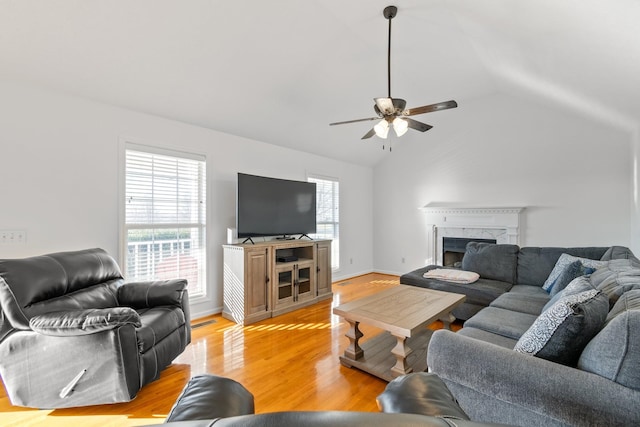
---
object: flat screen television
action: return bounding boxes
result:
[236,173,317,239]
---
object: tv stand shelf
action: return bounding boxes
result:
[222,239,332,325]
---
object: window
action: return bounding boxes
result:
[124,144,207,298]
[308,175,339,270]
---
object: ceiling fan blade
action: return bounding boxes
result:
[361,128,376,139]
[406,118,433,132]
[329,117,379,126]
[374,97,395,115]
[404,100,458,116]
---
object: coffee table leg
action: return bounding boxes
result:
[440,312,456,330]
[390,334,413,377]
[343,319,364,360]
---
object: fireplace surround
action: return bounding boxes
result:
[422,206,524,265]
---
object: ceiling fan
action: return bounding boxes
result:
[329,5,458,143]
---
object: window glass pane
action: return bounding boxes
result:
[125,147,206,297]
[308,176,339,270]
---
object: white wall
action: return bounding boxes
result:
[0,81,373,318]
[373,93,633,275]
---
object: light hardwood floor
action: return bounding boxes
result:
[0,273,459,426]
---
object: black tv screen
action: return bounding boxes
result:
[237,173,317,238]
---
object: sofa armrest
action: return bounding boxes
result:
[29,307,141,336]
[427,329,640,426]
[118,279,188,309]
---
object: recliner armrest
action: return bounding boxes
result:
[165,375,255,423]
[377,372,469,420]
[118,279,187,309]
[29,307,141,336]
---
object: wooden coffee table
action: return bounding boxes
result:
[333,285,465,381]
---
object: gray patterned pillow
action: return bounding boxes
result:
[514,287,609,366]
[542,253,608,291]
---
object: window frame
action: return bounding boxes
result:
[307,173,340,271]
[119,139,208,301]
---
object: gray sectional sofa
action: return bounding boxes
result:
[404,243,640,426]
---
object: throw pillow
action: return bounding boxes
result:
[542,254,608,292]
[543,275,596,312]
[578,290,640,391]
[461,243,519,284]
[514,286,609,366]
[548,260,596,296]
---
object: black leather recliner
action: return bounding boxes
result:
[153,373,510,427]
[0,248,191,408]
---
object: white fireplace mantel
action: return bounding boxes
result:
[421,206,525,265]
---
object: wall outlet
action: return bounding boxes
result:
[0,229,27,245]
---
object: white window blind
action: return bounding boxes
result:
[308,175,339,270]
[124,146,207,298]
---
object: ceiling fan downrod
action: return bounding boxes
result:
[384,6,397,99]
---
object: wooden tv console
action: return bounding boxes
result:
[222,239,332,325]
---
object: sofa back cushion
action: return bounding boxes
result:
[590,259,640,308]
[578,290,640,391]
[0,248,123,329]
[462,243,519,284]
[516,247,609,287]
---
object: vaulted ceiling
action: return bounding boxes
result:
[1,0,639,166]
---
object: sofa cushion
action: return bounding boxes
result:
[461,243,518,284]
[464,307,538,340]
[456,326,519,349]
[514,285,609,366]
[578,290,640,391]
[401,266,512,307]
[516,247,608,287]
[548,261,595,296]
[489,292,550,316]
[542,254,607,292]
[0,248,123,310]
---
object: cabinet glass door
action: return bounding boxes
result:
[277,269,294,302]
[297,265,312,300]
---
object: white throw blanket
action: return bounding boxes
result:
[423,268,480,284]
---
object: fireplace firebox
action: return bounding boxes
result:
[442,237,497,267]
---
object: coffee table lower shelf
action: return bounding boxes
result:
[339,328,433,382]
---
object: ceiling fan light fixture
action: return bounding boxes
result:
[392,117,409,137]
[374,119,389,138]
[328,5,458,143]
